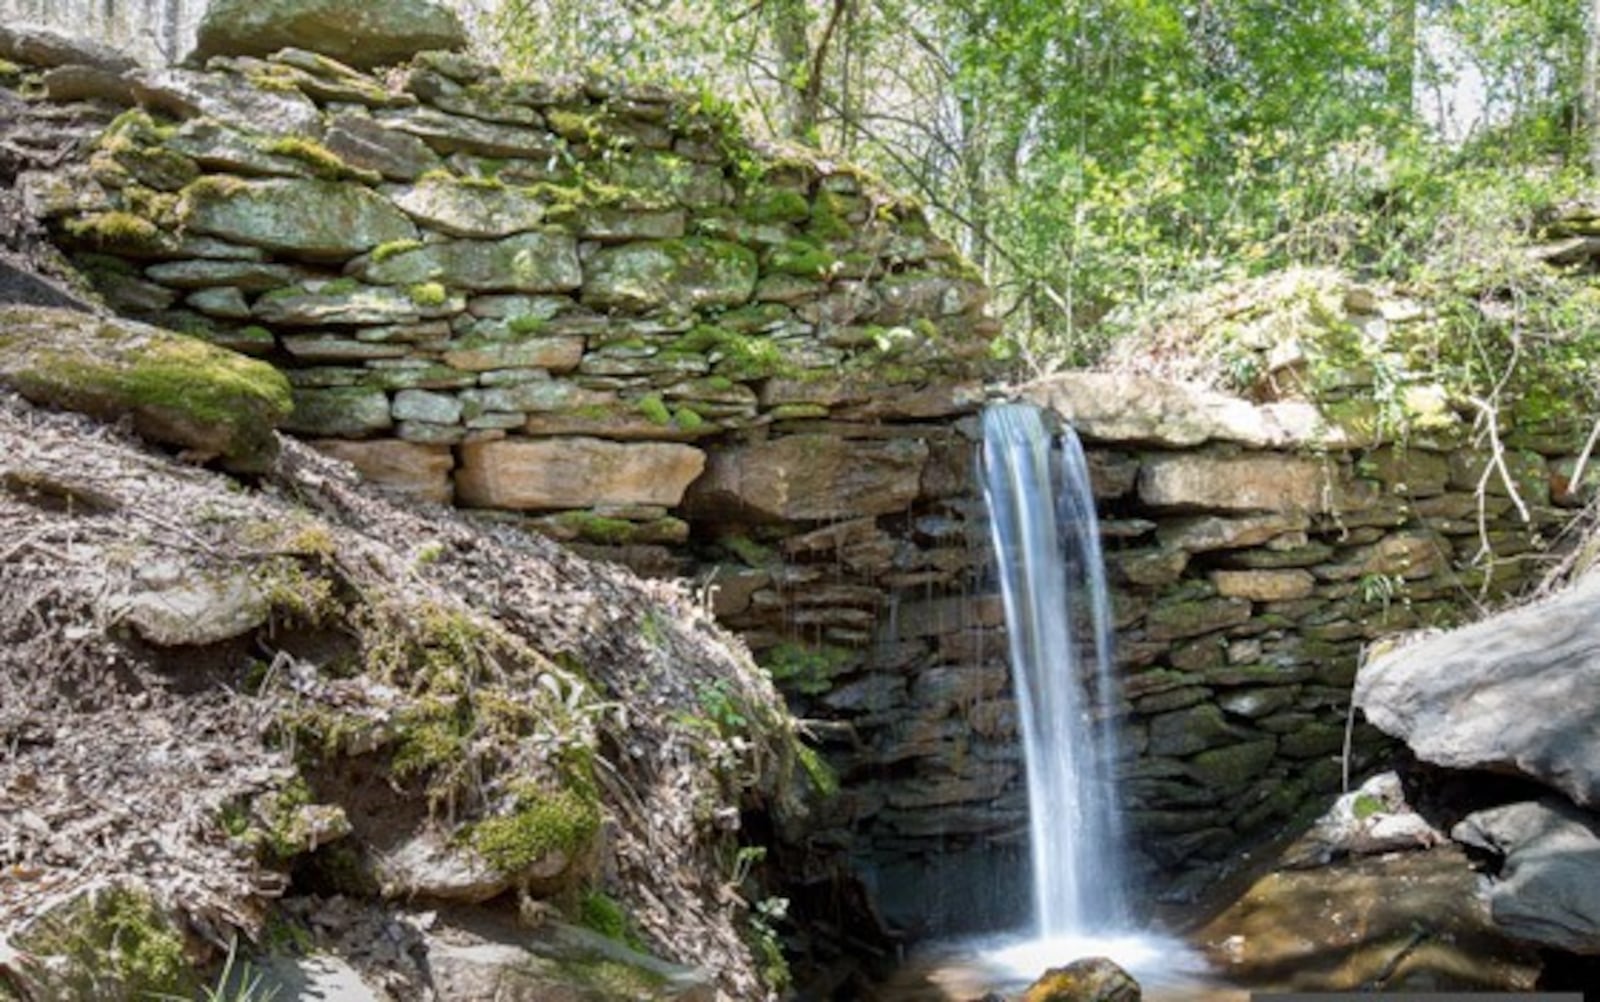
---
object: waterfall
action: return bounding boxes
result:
[980,402,1129,938]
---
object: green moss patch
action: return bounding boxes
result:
[467,786,600,874]
[0,306,292,472]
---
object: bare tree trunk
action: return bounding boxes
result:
[1586,0,1600,173]
[1387,0,1416,115]
[770,0,815,141]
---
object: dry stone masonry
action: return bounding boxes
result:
[7,28,1596,943]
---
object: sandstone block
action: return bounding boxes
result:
[456,438,705,510]
[1211,569,1316,602]
[1139,453,1326,512]
[384,177,547,237]
[352,232,581,293]
[313,439,454,504]
[582,238,757,311]
[685,434,927,522]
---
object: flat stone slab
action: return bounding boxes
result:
[1021,371,1353,449]
[456,438,706,510]
[180,178,418,261]
[685,434,927,521]
[189,0,468,69]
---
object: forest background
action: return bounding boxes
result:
[482,0,1600,401]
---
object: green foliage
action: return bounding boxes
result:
[24,886,194,999]
[62,212,165,252]
[695,678,749,735]
[759,642,852,695]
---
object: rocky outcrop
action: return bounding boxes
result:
[0,387,800,999]
[189,0,468,69]
[1355,570,1600,807]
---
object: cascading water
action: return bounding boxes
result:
[979,402,1129,938]
[883,403,1214,997]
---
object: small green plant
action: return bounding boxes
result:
[696,679,749,734]
[151,937,279,1002]
[407,282,449,307]
[578,890,644,948]
[1351,792,1385,820]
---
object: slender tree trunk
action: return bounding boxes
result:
[1387,0,1416,115]
[1585,0,1600,173]
[771,0,815,141]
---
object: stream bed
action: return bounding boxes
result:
[876,843,1542,1000]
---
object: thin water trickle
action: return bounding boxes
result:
[979,403,1127,936]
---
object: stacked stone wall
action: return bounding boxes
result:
[10,42,1596,941]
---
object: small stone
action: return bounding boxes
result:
[441,337,584,372]
[185,287,252,319]
[392,388,462,425]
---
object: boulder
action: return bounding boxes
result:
[179,178,419,261]
[1354,570,1600,807]
[456,438,706,510]
[1021,957,1140,1002]
[1452,799,1600,954]
[685,434,927,522]
[189,0,468,70]
[0,305,290,471]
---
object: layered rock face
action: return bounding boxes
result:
[9,27,1595,944]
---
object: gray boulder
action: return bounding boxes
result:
[1354,570,1600,807]
[1453,799,1600,954]
[189,0,468,70]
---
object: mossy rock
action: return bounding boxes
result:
[0,306,291,471]
[11,883,196,1001]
